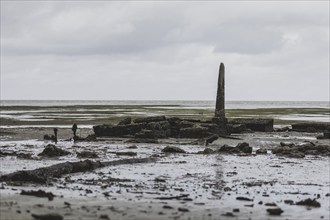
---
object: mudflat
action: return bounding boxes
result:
[1,127,329,220]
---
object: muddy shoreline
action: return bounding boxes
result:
[1,125,329,220]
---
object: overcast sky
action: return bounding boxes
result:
[1,1,329,101]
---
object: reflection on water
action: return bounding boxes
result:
[214,155,224,191]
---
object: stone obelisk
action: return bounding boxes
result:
[215,62,225,118]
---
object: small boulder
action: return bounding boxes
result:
[162,146,186,153]
[256,148,267,154]
[218,145,240,154]
[236,197,253,201]
[236,142,252,154]
[38,145,70,157]
[202,148,215,154]
[267,208,283,215]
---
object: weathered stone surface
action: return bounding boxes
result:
[292,123,330,132]
[135,129,155,139]
[179,126,210,138]
[218,144,241,154]
[215,62,225,118]
[94,116,229,140]
[204,134,219,146]
[272,143,330,157]
[162,146,186,153]
[256,148,267,154]
[133,116,166,124]
[228,124,247,133]
[38,145,70,157]
[236,142,252,154]
[229,118,274,132]
[118,117,132,125]
[146,121,171,138]
[272,147,305,158]
[93,123,147,137]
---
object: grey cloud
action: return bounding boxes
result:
[1,1,329,101]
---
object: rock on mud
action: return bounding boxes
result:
[236,196,253,201]
[197,148,215,154]
[272,143,330,158]
[256,148,267,154]
[31,213,63,220]
[116,152,137,156]
[295,198,321,207]
[218,143,252,154]
[77,151,98,158]
[267,208,284,215]
[38,145,70,157]
[162,146,186,153]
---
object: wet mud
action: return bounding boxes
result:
[0,128,329,220]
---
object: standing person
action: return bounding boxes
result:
[72,123,78,138]
[53,128,58,144]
